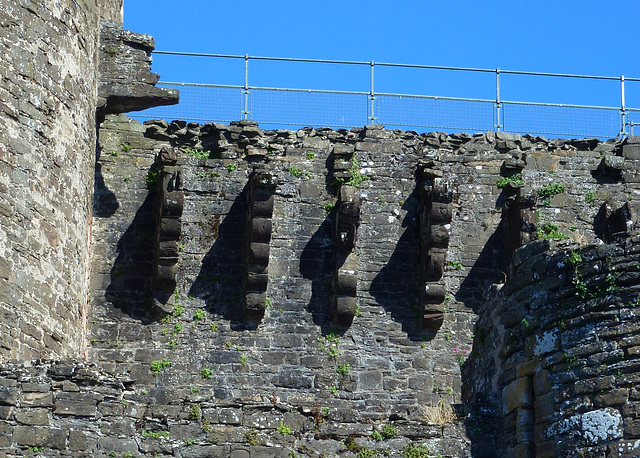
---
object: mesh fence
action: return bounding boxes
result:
[502,102,621,138]
[376,94,494,131]
[133,84,243,123]
[629,109,640,136]
[249,88,369,128]
[130,81,632,139]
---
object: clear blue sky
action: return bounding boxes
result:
[123,0,640,135]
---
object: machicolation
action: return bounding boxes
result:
[2,1,640,457]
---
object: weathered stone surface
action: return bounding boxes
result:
[14,408,49,426]
[98,21,179,115]
[13,426,67,449]
[502,378,534,414]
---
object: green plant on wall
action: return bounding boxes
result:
[496,173,524,189]
[146,164,160,191]
[568,249,587,298]
[539,182,565,199]
[536,222,566,240]
[276,420,292,435]
[334,157,370,187]
[150,358,172,375]
[184,147,210,159]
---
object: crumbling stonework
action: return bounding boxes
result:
[4,2,640,455]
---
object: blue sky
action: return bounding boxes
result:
[123,1,640,136]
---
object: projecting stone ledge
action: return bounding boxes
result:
[97,21,179,116]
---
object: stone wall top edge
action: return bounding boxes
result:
[142,118,627,153]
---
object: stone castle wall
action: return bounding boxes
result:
[466,237,640,458]
[2,2,640,455]
[74,115,640,456]
[0,0,124,361]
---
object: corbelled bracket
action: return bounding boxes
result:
[332,185,361,327]
[243,170,278,321]
[152,146,183,313]
[418,160,452,331]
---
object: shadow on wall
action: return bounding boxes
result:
[370,190,427,341]
[455,221,508,313]
[104,193,156,323]
[93,148,119,217]
[299,213,336,335]
[188,185,251,330]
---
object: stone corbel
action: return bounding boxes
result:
[153,147,183,313]
[97,21,179,118]
[243,170,278,321]
[418,161,452,331]
[332,147,356,185]
[332,185,361,327]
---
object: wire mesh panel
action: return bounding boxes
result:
[377,94,495,132]
[133,83,243,123]
[502,102,620,138]
[629,109,640,136]
[249,88,369,129]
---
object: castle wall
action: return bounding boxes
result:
[80,115,640,456]
[466,237,640,458]
[0,0,121,361]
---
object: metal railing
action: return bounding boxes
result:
[133,52,640,138]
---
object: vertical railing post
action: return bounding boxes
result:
[243,54,250,120]
[369,61,376,125]
[495,68,502,132]
[620,75,628,137]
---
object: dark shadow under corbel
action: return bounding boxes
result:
[500,159,537,277]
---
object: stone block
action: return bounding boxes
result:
[69,429,89,452]
[502,377,533,414]
[15,408,49,426]
[21,382,50,393]
[162,191,184,217]
[624,418,640,437]
[506,443,535,458]
[13,426,67,449]
[0,406,13,420]
[594,389,629,408]
[98,436,138,454]
[533,370,551,396]
[248,243,270,267]
[182,445,230,458]
[336,273,357,296]
[334,296,356,326]
[0,389,18,406]
[218,408,242,425]
[534,441,557,458]
[250,218,272,243]
[623,141,640,160]
[246,273,268,292]
[358,371,382,390]
[534,392,556,422]
[573,376,614,396]
[515,360,538,378]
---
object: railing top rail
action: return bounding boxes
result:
[153,50,640,82]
